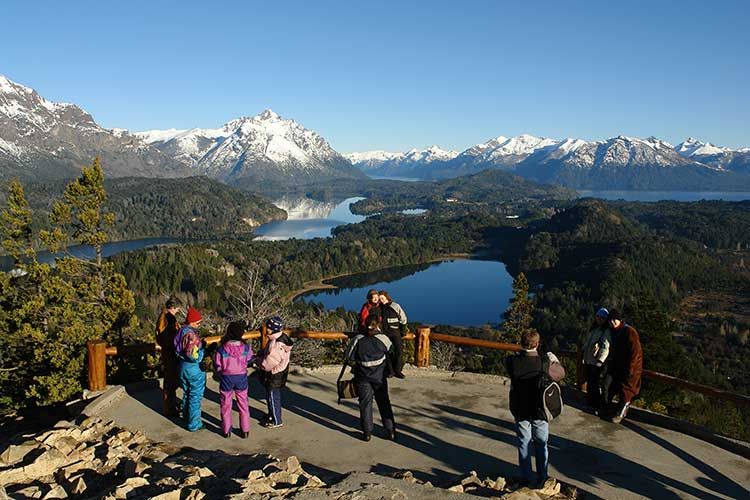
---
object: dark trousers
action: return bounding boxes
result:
[161,352,180,417]
[356,379,395,434]
[266,387,283,424]
[585,364,606,408]
[384,329,404,374]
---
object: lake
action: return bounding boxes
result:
[254,197,366,240]
[299,259,514,326]
[577,190,750,202]
[0,237,180,272]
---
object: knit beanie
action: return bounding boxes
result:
[185,307,202,324]
[596,307,609,319]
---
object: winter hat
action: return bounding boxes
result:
[185,307,202,325]
[596,307,609,319]
[266,316,284,333]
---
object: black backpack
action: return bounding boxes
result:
[540,357,564,421]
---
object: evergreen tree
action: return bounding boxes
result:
[0,160,137,408]
[503,272,534,342]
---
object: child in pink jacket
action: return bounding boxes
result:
[259,316,293,428]
[213,321,254,438]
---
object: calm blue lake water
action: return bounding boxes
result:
[254,197,366,240]
[300,259,514,326]
[577,190,750,202]
[0,238,180,272]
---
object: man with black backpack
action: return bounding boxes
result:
[504,329,563,488]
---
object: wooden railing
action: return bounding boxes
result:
[86,327,750,409]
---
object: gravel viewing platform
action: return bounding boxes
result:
[93,366,750,499]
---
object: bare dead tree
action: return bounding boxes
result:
[226,263,288,330]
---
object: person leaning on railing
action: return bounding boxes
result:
[155,296,182,418]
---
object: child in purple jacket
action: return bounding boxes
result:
[213,321,254,438]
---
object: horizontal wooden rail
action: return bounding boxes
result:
[430,332,522,352]
[88,326,749,408]
[643,369,750,407]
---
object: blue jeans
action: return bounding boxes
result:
[515,419,549,483]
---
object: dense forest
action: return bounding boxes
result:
[0,176,286,242]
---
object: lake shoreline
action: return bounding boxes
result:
[285,252,482,303]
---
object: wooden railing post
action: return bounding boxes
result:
[415,327,431,368]
[87,339,107,392]
[261,322,269,350]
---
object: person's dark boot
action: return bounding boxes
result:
[223,431,231,438]
[387,429,397,441]
[362,432,371,442]
[394,372,406,379]
[241,431,249,439]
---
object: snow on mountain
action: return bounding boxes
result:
[346,146,458,176]
[674,138,750,173]
[139,110,364,183]
[675,137,730,157]
[0,74,188,180]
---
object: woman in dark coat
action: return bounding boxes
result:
[345,316,396,442]
[155,296,182,417]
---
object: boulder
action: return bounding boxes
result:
[534,478,561,497]
[42,484,68,499]
[112,476,149,499]
[501,487,543,500]
[0,442,38,466]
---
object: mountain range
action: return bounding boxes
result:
[0,75,363,185]
[1,74,748,191]
[348,135,750,189]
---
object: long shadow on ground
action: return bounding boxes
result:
[436,404,743,500]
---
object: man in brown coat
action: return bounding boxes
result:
[606,309,643,424]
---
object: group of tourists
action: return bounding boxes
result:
[155,293,644,490]
[155,297,293,436]
[504,307,644,487]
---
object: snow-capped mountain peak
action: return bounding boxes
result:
[675,137,729,157]
[137,109,362,183]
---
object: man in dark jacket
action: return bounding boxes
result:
[606,309,643,424]
[504,329,549,487]
[345,316,395,442]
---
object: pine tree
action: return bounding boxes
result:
[503,272,534,343]
[0,160,137,408]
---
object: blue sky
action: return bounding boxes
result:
[2,0,748,152]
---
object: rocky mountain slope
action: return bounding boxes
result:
[0,75,188,181]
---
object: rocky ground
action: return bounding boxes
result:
[0,416,578,499]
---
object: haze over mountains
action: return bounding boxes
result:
[1,74,749,190]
